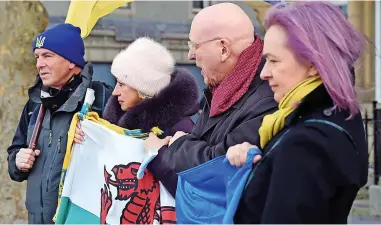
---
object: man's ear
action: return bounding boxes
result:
[70,64,82,75]
[220,39,231,62]
[69,62,75,70]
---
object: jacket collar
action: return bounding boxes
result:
[285,84,335,126]
[285,66,357,127]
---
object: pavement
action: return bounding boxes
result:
[11,197,381,224]
[348,199,381,224]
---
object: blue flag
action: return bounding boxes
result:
[175,148,262,224]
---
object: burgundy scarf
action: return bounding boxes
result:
[209,35,263,117]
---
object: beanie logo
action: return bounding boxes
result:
[35,36,46,48]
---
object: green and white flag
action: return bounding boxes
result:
[55,115,176,224]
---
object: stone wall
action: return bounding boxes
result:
[84,30,192,64]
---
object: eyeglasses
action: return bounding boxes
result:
[187,37,223,50]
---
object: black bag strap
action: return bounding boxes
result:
[244,119,355,190]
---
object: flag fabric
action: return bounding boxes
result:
[175,148,262,224]
[65,0,134,39]
[54,111,175,224]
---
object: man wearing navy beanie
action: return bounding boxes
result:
[7,23,113,224]
[33,23,86,68]
[31,23,86,88]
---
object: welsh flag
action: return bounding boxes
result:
[54,112,176,224]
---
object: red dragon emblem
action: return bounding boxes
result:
[100,162,176,224]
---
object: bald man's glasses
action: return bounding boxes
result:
[188,37,222,50]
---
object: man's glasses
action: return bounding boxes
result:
[187,37,223,50]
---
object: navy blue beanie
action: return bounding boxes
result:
[32,23,85,69]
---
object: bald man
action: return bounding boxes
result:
[161,2,277,183]
[187,3,257,87]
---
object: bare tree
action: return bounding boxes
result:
[0,1,48,223]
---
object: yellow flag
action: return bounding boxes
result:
[65,0,134,39]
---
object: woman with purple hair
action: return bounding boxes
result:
[226,2,368,223]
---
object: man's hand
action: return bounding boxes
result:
[144,133,172,152]
[15,148,41,172]
[74,121,85,144]
[168,131,188,146]
[226,142,262,168]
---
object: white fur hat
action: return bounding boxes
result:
[111,37,175,97]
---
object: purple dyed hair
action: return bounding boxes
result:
[264,1,365,118]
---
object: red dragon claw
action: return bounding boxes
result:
[104,166,112,189]
[100,184,112,224]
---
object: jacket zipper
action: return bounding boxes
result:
[58,137,62,153]
[48,130,52,147]
[38,110,48,220]
[46,136,61,192]
[40,156,47,223]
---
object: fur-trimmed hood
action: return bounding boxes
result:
[103,68,199,132]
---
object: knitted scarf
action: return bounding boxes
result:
[259,76,323,148]
[209,35,263,117]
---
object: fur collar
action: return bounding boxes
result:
[103,68,199,132]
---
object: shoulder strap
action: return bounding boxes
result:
[90,81,113,117]
[304,119,356,147]
[244,119,355,190]
[243,128,292,190]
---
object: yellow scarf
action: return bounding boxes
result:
[259,76,323,149]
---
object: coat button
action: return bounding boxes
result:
[323,108,332,116]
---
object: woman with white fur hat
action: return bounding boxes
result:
[74,37,199,197]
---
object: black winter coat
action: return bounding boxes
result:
[234,85,368,224]
[163,60,278,172]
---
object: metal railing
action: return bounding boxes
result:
[363,101,381,185]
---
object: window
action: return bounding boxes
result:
[193,1,204,9]
[339,4,348,18]
[192,1,214,11]
[121,2,131,9]
[113,2,133,16]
